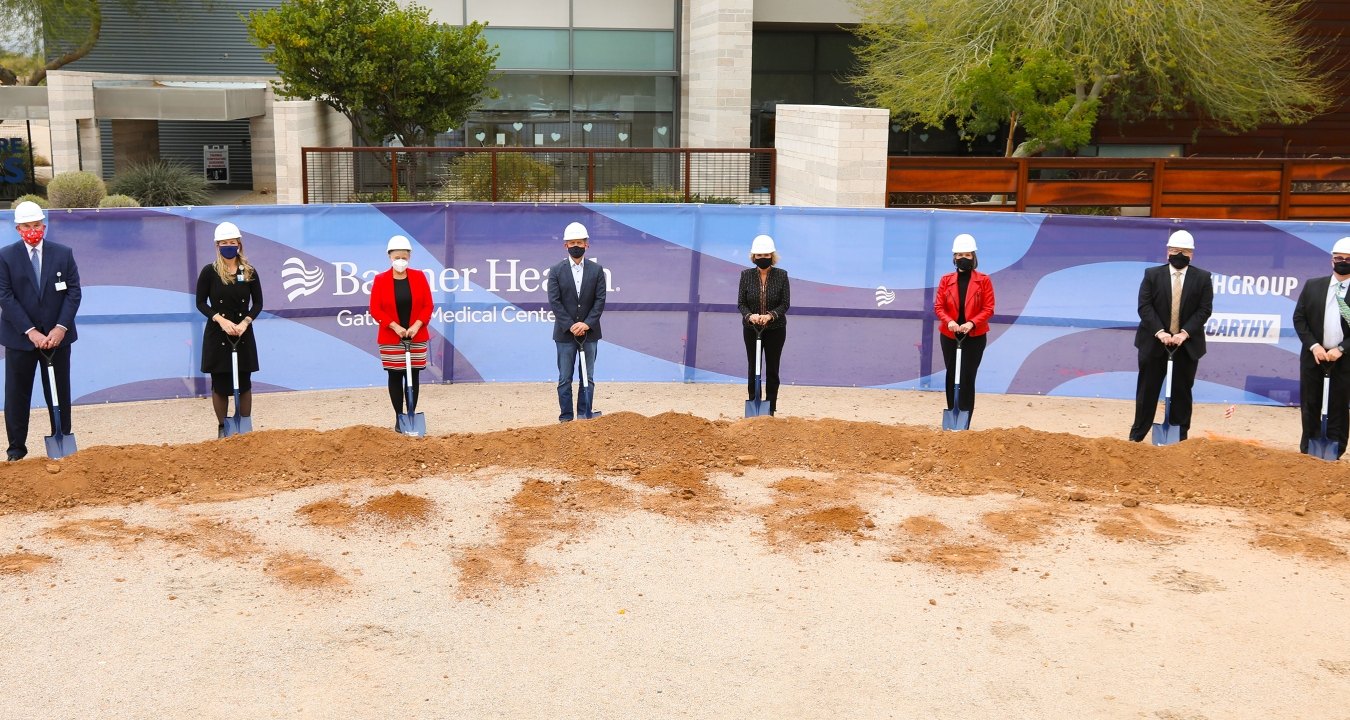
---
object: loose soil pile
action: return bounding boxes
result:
[1,413,1345,519]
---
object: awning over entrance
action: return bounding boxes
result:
[92,85,267,121]
[0,87,50,120]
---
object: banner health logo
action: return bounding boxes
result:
[1,138,27,184]
[281,257,325,301]
[1205,313,1280,344]
[875,286,896,307]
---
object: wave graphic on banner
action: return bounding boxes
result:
[281,257,325,301]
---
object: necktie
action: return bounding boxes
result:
[1168,271,1182,334]
[30,247,40,290]
[1337,282,1350,327]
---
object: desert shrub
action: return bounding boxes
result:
[108,161,211,207]
[10,194,48,209]
[98,194,141,208]
[45,170,107,208]
[596,184,741,204]
[442,152,554,202]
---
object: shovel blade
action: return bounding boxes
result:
[743,399,771,418]
[1151,421,1181,446]
[397,412,427,437]
[222,415,252,437]
[942,408,970,431]
[1306,436,1341,461]
[44,432,77,459]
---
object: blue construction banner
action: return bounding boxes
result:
[0,203,1345,408]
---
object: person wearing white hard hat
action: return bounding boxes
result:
[546,221,606,421]
[369,234,433,430]
[0,200,82,460]
[1291,236,1350,458]
[736,234,790,415]
[933,233,995,424]
[1128,229,1213,442]
[195,221,264,438]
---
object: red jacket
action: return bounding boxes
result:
[369,268,433,345]
[934,270,995,339]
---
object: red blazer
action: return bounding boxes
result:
[934,270,995,339]
[369,268,433,345]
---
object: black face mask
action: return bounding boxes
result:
[1335,261,1350,276]
[567,246,586,259]
[1168,253,1191,269]
[754,257,773,269]
[954,257,974,272]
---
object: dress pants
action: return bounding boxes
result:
[1129,346,1198,442]
[5,344,72,459]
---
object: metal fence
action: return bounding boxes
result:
[302,147,776,205]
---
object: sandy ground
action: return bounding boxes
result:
[1,384,1348,719]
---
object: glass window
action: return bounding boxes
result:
[478,74,570,112]
[483,28,569,70]
[573,30,674,71]
[573,76,674,112]
[753,33,814,73]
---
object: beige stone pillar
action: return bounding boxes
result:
[110,120,160,173]
[774,104,890,208]
[45,71,97,176]
[683,0,752,150]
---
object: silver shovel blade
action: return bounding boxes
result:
[1306,437,1341,461]
[397,412,427,437]
[1151,422,1181,446]
[44,432,77,459]
[942,408,970,431]
[222,415,252,437]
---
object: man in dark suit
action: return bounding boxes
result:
[1129,229,1213,442]
[1291,236,1350,458]
[546,221,606,422]
[0,201,82,460]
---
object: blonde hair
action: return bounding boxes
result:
[748,251,780,267]
[213,239,256,284]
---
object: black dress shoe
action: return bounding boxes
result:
[217,424,226,439]
[6,453,23,462]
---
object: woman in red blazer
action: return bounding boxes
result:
[368,234,433,429]
[933,233,996,422]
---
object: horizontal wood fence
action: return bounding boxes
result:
[886,157,1350,220]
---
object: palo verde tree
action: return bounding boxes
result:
[852,0,1334,157]
[247,0,498,149]
[0,0,177,85]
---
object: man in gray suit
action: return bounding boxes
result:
[546,221,606,422]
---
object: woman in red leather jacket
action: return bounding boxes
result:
[369,234,433,430]
[933,233,996,423]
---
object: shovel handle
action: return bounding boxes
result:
[1322,374,1332,417]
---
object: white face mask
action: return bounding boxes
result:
[391,258,409,272]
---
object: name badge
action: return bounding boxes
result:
[54,281,67,291]
[236,273,245,283]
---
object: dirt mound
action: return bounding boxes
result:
[0,413,1347,520]
[0,551,53,575]
[298,491,434,528]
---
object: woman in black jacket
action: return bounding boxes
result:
[736,234,790,415]
[196,221,263,437]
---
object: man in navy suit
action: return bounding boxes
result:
[1291,236,1350,458]
[1129,229,1213,442]
[0,201,82,460]
[546,221,606,422]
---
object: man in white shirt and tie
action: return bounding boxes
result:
[1291,236,1350,458]
[545,221,606,422]
[0,201,83,460]
[1129,229,1214,442]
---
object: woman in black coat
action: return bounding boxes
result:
[196,221,263,437]
[736,234,790,415]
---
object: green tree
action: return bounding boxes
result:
[0,0,177,85]
[246,0,498,149]
[852,0,1334,157]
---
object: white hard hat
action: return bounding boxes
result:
[1167,229,1195,250]
[750,234,776,255]
[213,221,241,242]
[951,233,977,253]
[1332,237,1350,255]
[563,222,589,241]
[386,234,413,253]
[13,201,45,224]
